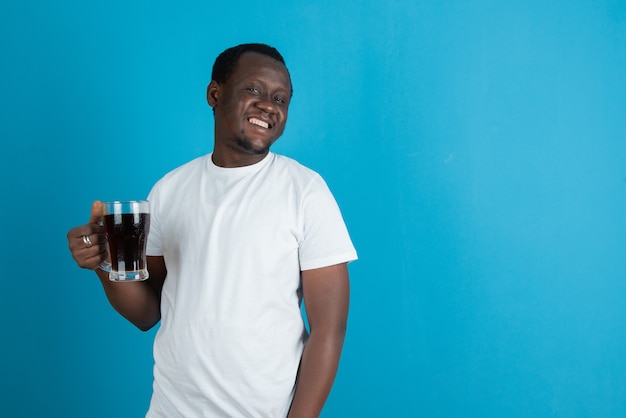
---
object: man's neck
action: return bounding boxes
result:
[211,147,270,168]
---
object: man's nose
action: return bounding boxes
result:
[255,95,276,113]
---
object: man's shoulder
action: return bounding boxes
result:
[157,154,209,184]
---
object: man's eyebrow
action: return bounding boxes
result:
[249,77,290,90]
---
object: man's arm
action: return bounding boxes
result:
[95,256,166,331]
[67,201,166,331]
[288,263,350,418]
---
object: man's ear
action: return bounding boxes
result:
[207,80,220,108]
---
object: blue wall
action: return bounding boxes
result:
[1,1,625,417]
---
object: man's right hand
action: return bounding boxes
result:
[66,200,110,270]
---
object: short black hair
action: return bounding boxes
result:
[212,43,289,85]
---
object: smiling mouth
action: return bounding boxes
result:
[248,117,270,129]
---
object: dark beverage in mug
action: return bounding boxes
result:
[101,200,150,281]
[103,213,150,274]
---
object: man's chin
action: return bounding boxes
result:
[236,137,273,155]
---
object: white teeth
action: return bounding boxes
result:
[249,118,269,129]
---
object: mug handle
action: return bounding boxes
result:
[97,220,111,273]
[99,261,111,272]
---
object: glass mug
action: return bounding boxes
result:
[99,200,151,281]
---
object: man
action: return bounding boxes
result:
[67,43,357,417]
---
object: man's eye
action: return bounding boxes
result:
[274,96,286,104]
[246,87,261,95]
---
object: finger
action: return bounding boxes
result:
[73,244,109,270]
[88,200,104,225]
[68,230,109,265]
[66,223,103,245]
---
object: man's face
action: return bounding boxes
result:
[208,52,292,159]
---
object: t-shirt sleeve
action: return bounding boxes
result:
[298,175,358,271]
[146,182,164,257]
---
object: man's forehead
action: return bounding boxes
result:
[231,53,291,87]
[236,52,288,73]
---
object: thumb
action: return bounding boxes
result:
[88,200,104,225]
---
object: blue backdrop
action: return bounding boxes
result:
[1,1,625,417]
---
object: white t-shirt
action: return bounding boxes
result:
[145,152,357,417]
